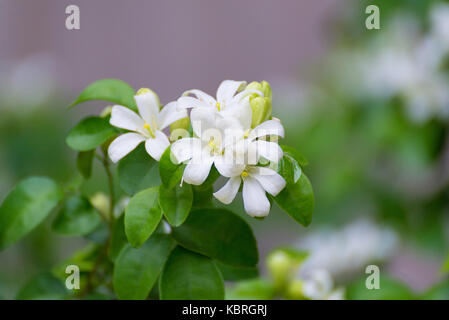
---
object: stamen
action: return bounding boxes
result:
[241,171,249,178]
[143,123,155,138]
[243,129,250,139]
[215,102,221,111]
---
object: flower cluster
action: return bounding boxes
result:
[107,80,286,217]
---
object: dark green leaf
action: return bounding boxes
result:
[52,196,101,236]
[125,187,162,248]
[0,177,63,250]
[16,273,67,300]
[118,144,160,195]
[215,261,259,281]
[159,183,193,227]
[66,117,117,152]
[192,185,213,208]
[274,173,314,227]
[278,145,307,184]
[158,146,185,189]
[172,208,258,267]
[113,234,174,300]
[159,247,224,300]
[108,214,128,262]
[77,150,95,178]
[70,78,137,111]
[226,278,275,300]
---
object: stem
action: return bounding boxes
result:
[101,151,116,231]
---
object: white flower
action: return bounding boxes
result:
[301,269,345,300]
[108,89,187,162]
[213,165,286,217]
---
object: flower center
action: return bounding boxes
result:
[215,102,221,111]
[207,137,222,156]
[243,129,250,139]
[143,122,156,138]
[241,171,249,178]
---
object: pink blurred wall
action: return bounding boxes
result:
[0,0,339,102]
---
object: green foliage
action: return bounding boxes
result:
[172,208,258,267]
[158,147,185,189]
[158,183,193,227]
[215,261,259,281]
[113,234,174,300]
[16,273,67,300]
[274,173,314,227]
[278,145,308,184]
[125,187,162,248]
[346,275,415,300]
[159,247,225,300]
[52,196,101,236]
[76,150,95,179]
[108,215,128,262]
[66,117,117,151]
[0,177,63,250]
[70,78,138,111]
[118,144,160,195]
[226,278,275,300]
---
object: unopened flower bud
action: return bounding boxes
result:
[170,117,190,135]
[267,250,292,288]
[286,280,306,300]
[90,192,110,220]
[246,81,272,127]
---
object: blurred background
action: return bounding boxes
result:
[1,0,448,299]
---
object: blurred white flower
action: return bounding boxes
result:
[301,269,345,300]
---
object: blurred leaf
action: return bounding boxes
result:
[159,183,193,227]
[159,247,224,300]
[125,187,162,248]
[215,261,259,281]
[172,208,258,267]
[158,147,185,189]
[113,234,174,300]
[66,117,116,151]
[274,173,314,227]
[118,144,160,195]
[226,278,275,300]
[0,177,63,250]
[77,150,95,179]
[70,78,138,111]
[421,279,449,300]
[108,214,128,262]
[16,273,67,300]
[442,254,449,274]
[346,275,415,300]
[52,196,101,236]
[52,243,101,280]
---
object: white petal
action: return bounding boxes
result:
[158,101,188,130]
[108,133,145,163]
[183,89,216,105]
[232,88,264,103]
[250,140,283,163]
[190,107,217,139]
[171,137,202,163]
[182,156,214,185]
[249,166,286,196]
[249,119,285,140]
[177,96,211,109]
[110,105,145,132]
[144,130,170,161]
[216,80,247,104]
[242,177,270,217]
[214,154,245,177]
[134,91,159,123]
[220,95,252,130]
[213,177,241,204]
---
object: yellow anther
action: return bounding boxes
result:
[208,138,216,148]
[215,102,221,111]
[243,129,250,138]
[137,88,151,95]
[143,123,155,138]
[241,171,248,178]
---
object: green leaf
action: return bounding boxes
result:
[52,196,101,236]
[215,261,259,281]
[77,150,95,178]
[421,279,449,300]
[113,234,174,300]
[281,145,308,166]
[225,278,275,300]
[125,187,162,248]
[278,145,307,184]
[172,208,258,267]
[108,214,128,262]
[16,273,67,300]
[158,146,185,189]
[274,173,314,227]
[66,117,117,152]
[159,183,193,227]
[346,275,415,300]
[52,243,101,280]
[118,144,160,195]
[70,78,138,111]
[192,185,214,208]
[0,177,63,250]
[159,247,225,300]
[442,253,449,274]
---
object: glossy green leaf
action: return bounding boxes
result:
[225,278,275,300]
[66,117,117,152]
[113,234,174,300]
[0,177,63,250]
[278,145,308,184]
[159,247,224,300]
[215,261,259,281]
[118,144,160,195]
[158,146,185,189]
[159,183,193,227]
[125,187,162,248]
[16,273,67,300]
[70,78,137,111]
[274,173,314,227]
[172,208,258,267]
[77,150,95,178]
[108,214,128,262]
[52,196,101,236]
